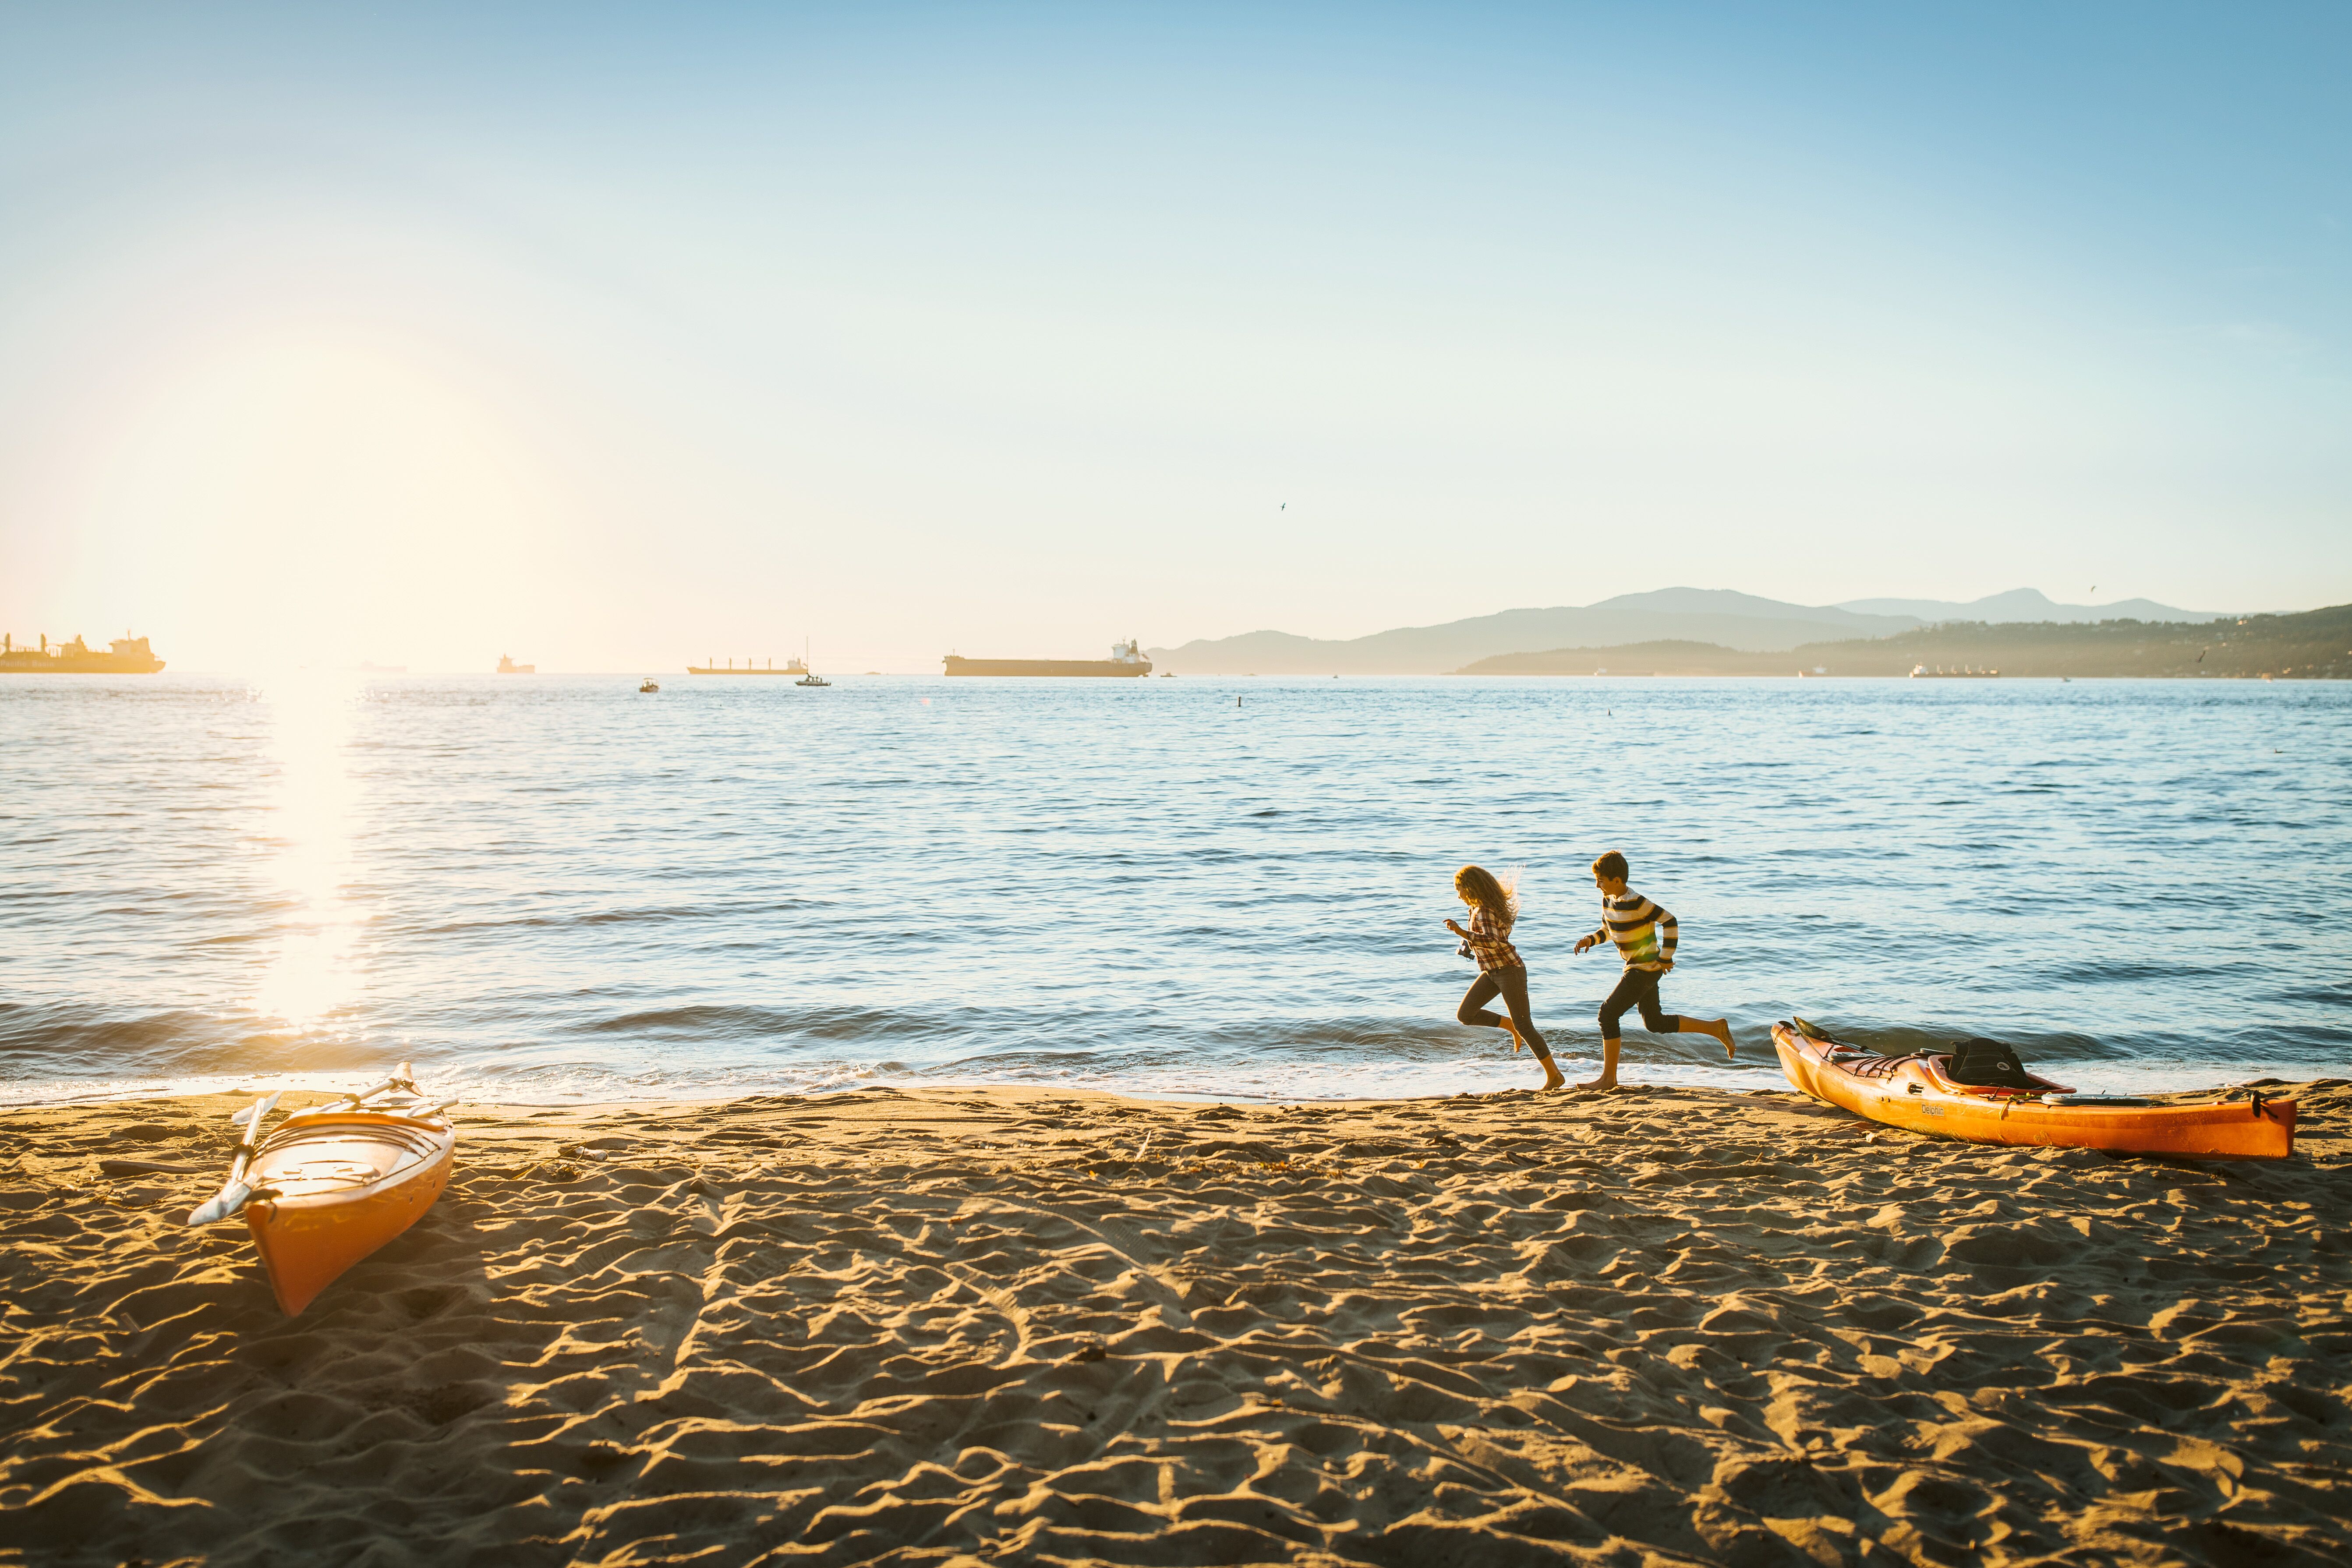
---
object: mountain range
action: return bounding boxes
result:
[1458,603,2347,680]
[1830,588,2213,624]
[1145,588,2221,675]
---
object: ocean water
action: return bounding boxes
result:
[3,673,2345,1105]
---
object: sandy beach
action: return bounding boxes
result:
[4,1080,2348,1567]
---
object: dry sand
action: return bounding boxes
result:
[3,1080,2348,1567]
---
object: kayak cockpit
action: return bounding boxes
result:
[250,1114,448,1198]
[1913,1053,2075,1100]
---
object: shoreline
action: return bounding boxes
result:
[0,1054,2325,1113]
[5,1080,2348,1565]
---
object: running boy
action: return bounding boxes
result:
[1571,850,1734,1090]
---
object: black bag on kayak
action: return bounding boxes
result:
[1945,1037,2037,1089]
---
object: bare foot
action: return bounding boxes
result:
[1712,1018,1736,1059]
[1575,1076,1618,1092]
[1501,1020,1523,1054]
[1541,1062,1566,1090]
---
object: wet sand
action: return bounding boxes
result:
[3,1080,2348,1567]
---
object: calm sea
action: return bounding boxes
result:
[4,674,2345,1104]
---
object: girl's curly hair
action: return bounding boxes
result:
[1454,864,1517,929]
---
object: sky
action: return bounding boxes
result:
[1,2,2346,673]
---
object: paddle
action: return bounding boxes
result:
[187,1092,281,1225]
[315,1062,417,1116]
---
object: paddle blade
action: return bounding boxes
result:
[188,1180,254,1227]
[194,1093,283,1223]
[225,1090,283,1126]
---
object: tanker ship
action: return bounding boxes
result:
[688,655,810,675]
[0,634,165,673]
[944,639,1153,677]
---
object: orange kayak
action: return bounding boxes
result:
[246,1107,456,1314]
[189,1067,458,1315]
[1772,1020,2295,1161]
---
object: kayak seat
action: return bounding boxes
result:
[1944,1037,2040,1090]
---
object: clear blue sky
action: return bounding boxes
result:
[2,3,2345,670]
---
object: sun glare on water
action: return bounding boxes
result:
[253,670,366,1029]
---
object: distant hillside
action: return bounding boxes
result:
[1146,587,2251,675]
[1457,606,2352,679]
[1833,588,2221,625]
[1147,589,1918,674]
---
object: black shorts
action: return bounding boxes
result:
[1598,967,1682,1040]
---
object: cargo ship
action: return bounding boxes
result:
[497,654,536,674]
[688,656,810,675]
[944,639,1153,678]
[1,634,165,674]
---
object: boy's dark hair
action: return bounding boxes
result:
[1592,850,1629,882]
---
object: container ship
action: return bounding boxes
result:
[944,639,1153,677]
[1,634,165,673]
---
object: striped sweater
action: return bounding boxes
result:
[1589,891,1678,971]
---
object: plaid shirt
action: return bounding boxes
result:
[1463,904,1523,972]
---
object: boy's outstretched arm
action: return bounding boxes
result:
[1657,907,1678,968]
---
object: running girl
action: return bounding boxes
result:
[1571,850,1735,1091]
[1444,865,1566,1091]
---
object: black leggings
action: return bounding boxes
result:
[1458,966,1554,1063]
[1599,966,1683,1041]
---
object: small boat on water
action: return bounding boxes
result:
[1772,1020,2294,1160]
[796,672,830,687]
[639,678,660,693]
[188,1065,458,1315]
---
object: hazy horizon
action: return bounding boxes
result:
[4,4,2348,674]
[12,580,2313,677]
